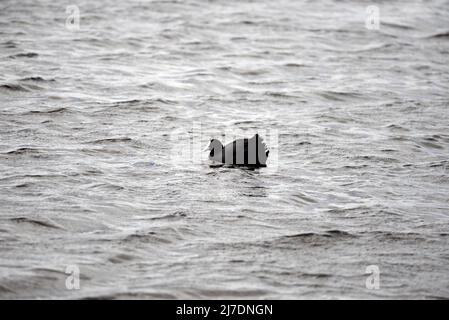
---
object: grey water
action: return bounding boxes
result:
[1,0,449,299]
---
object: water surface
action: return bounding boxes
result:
[1,0,449,299]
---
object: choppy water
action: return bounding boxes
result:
[1,0,449,299]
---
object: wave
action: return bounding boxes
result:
[366,231,431,242]
[146,211,187,220]
[101,98,176,109]
[80,291,177,300]
[0,284,15,294]
[86,137,133,144]
[283,62,307,68]
[268,230,356,247]
[8,52,38,59]
[122,226,198,245]
[9,217,64,230]
[284,230,355,239]
[107,253,136,264]
[0,83,29,92]
[382,22,415,30]
[3,147,42,155]
[316,90,364,101]
[19,76,55,83]
[24,107,68,115]
[349,155,400,164]
[426,31,449,39]
[86,182,125,191]
[1,40,17,48]
[264,91,298,99]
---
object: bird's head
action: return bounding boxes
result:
[205,139,223,157]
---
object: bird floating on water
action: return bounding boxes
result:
[206,134,269,167]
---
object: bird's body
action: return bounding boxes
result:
[207,134,269,167]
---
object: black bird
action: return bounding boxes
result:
[205,134,269,167]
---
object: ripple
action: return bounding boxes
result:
[0,83,29,92]
[426,31,449,39]
[269,230,357,248]
[9,217,64,230]
[19,76,55,83]
[86,137,133,144]
[24,107,68,115]
[8,52,38,59]
[2,147,42,155]
[1,0,448,300]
